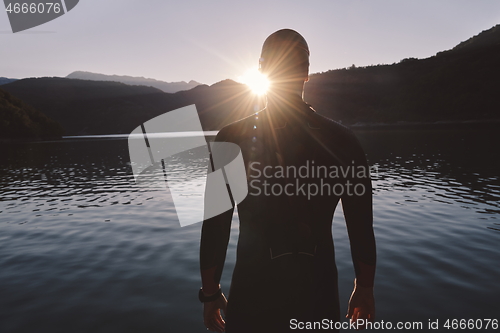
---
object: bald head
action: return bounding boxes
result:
[260,29,310,84]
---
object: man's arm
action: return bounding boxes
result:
[341,136,376,329]
[342,178,376,288]
[200,130,235,332]
[200,206,233,333]
[200,207,233,294]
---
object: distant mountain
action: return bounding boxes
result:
[0,77,18,85]
[66,71,202,93]
[304,24,500,125]
[1,77,260,135]
[0,88,63,139]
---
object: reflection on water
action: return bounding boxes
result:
[0,129,499,332]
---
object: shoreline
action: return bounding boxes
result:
[2,120,498,143]
[349,119,500,131]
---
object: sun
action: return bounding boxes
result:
[237,67,270,95]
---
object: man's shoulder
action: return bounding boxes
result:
[307,106,367,160]
[215,112,258,143]
[308,107,356,140]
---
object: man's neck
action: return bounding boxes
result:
[267,84,304,104]
[265,90,311,123]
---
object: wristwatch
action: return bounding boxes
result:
[198,288,222,302]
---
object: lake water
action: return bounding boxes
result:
[0,129,499,332]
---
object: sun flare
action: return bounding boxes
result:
[237,67,270,95]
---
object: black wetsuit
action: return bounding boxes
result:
[200,95,376,333]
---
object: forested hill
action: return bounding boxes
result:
[0,88,63,139]
[304,24,500,125]
[1,77,259,135]
[450,24,500,52]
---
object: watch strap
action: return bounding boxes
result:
[198,288,222,303]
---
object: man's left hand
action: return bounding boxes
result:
[346,282,375,330]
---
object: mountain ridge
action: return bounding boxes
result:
[66,71,202,93]
[2,24,499,137]
[0,77,18,86]
[450,24,500,53]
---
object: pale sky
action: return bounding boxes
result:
[1,0,499,85]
